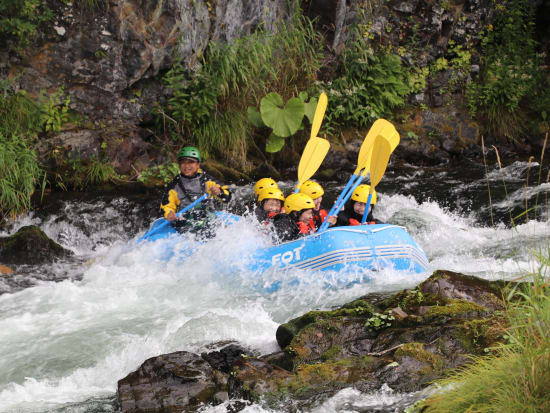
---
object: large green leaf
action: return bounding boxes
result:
[266,134,285,153]
[304,97,318,124]
[247,107,265,128]
[260,93,305,138]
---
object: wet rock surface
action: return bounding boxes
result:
[117,343,253,413]
[0,225,72,265]
[117,270,509,411]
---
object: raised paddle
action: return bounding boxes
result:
[294,136,331,193]
[364,120,399,173]
[310,92,328,140]
[361,137,391,224]
[138,193,209,242]
[319,119,396,231]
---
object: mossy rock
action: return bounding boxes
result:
[276,300,377,350]
[0,225,72,265]
[267,356,384,400]
[454,316,507,354]
[395,343,445,370]
[420,299,489,324]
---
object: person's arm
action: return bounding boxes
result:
[160,177,180,220]
[272,214,299,242]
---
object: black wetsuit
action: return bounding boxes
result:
[336,203,382,226]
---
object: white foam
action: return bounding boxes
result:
[1,184,549,412]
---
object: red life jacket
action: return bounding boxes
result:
[262,211,279,225]
[310,209,328,228]
[297,221,315,235]
[349,218,376,226]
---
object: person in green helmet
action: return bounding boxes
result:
[160,146,231,237]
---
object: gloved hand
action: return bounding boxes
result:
[206,181,222,196]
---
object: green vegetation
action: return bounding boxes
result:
[159,10,323,164]
[138,162,180,186]
[41,89,71,133]
[423,251,550,412]
[0,133,44,220]
[320,25,417,130]
[364,312,394,331]
[0,0,53,50]
[0,88,46,219]
[0,89,44,137]
[248,91,318,152]
[466,0,550,140]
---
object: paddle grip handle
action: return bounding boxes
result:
[361,193,373,224]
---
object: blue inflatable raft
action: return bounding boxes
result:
[139,213,429,278]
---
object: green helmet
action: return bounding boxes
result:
[177,146,201,162]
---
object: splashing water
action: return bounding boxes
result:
[0,162,549,412]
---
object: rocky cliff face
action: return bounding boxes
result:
[12,0,291,122]
[2,0,546,178]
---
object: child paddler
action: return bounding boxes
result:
[336,184,382,226]
[254,187,285,224]
[272,193,316,242]
[298,180,336,229]
[160,146,231,237]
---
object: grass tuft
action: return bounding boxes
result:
[0,133,45,221]
[424,251,550,413]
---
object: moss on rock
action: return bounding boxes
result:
[395,342,446,372]
[422,299,488,323]
[0,225,72,265]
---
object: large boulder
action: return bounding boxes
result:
[0,225,72,265]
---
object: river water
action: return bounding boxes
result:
[0,159,549,413]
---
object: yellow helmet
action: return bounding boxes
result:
[351,184,377,204]
[284,193,315,214]
[254,178,278,197]
[257,187,285,203]
[299,180,324,200]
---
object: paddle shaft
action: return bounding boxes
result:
[319,173,359,230]
[361,193,373,224]
[318,173,367,232]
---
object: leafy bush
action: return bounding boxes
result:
[138,162,180,186]
[0,0,53,50]
[41,89,71,133]
[0,132,44,219]
[159,10,323,163]
[320,28,413,129]
[466,0,549,140]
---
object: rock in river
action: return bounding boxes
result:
[0,225,72,265]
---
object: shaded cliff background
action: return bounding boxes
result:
[1,0,549,219]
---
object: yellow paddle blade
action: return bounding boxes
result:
[310,92,328,140]
[297,137,331,187]
[354,119,392,175]
[364,120,399,174]
[387,127,400,152]
[369,135,391,188]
